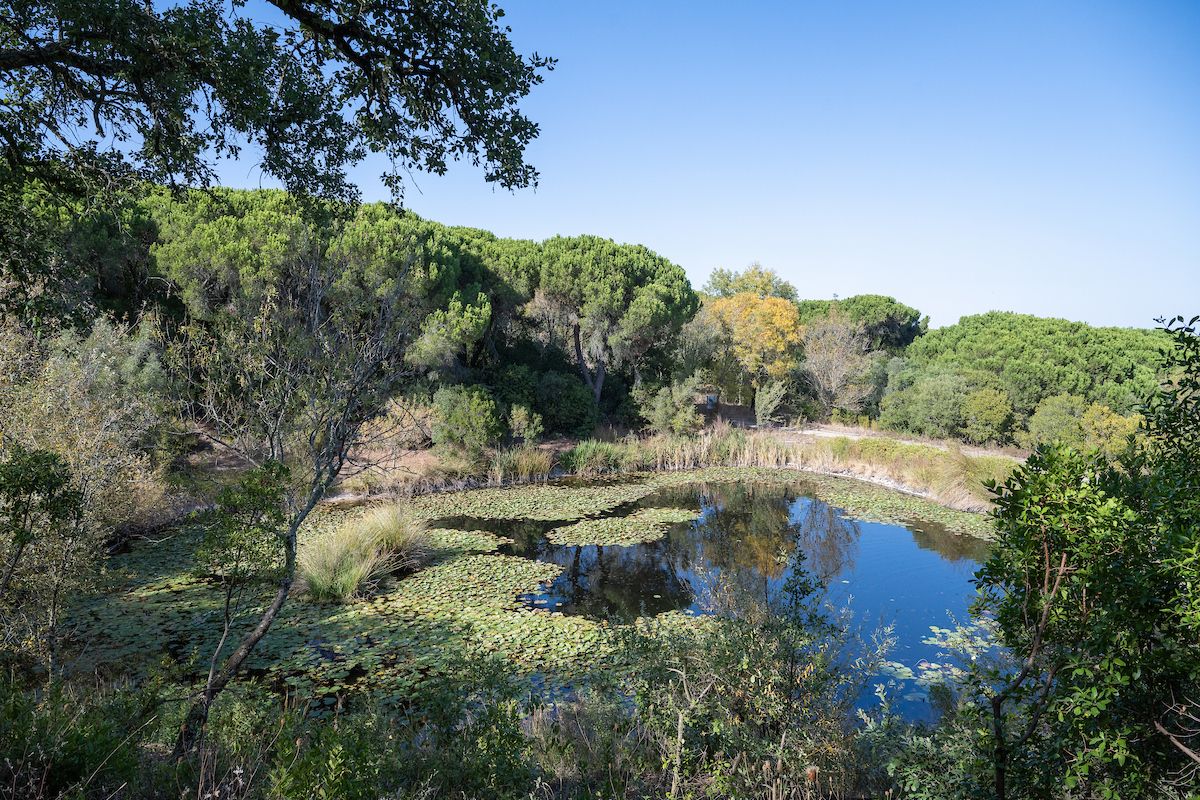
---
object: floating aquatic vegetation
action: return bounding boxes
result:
[66,467,991,713]
[546,507,698,547]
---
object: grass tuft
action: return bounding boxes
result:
[300,505,432,602]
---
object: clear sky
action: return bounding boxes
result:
[227,0,1200,328]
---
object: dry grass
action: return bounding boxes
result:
[329,421,1015,515]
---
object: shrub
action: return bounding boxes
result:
[0,673,157,798]
[1081,402,1140,459]
[493,364,538,409]
[535,372,597,436]
[507,404,544,443]
[879,369,972,440]
[638,375,702,435]
[754,379,789,427]
[432,384,502,455]
[1025,393,1087,448]
[960,388,1014,445]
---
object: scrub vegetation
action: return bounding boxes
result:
[0,1,1195,797]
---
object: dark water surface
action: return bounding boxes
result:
[435,481,990,720]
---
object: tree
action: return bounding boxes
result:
[796,295,927,351]
[1080,402,1140,460]
[800,311,874,418]
[878,368,973,439]
[900,312,1166,419]
[164,210,420,753]
[754,379,789,427]
[538,235,697,403]
[0,0,554,201]
[0,446,85,674]
[639,375,703,436]
[706,292,802,403]
[703,263,797,301]
[961,388,1014,445]
[966,316,1200,799]
[432,385,503,456]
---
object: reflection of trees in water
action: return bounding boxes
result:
[670,483,861,586]
[910,522,991,564]
[542,540,691,619]
[791,500,861,583]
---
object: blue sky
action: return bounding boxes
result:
[227,1,1200,328]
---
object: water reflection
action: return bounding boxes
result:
[433,481,979,627]
[432,481,990,720]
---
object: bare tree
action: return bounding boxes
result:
[800,311,874,419]
[166,247,418,754]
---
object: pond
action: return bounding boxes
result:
[433,481,991,721]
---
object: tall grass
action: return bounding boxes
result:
[552,425,1013,512]
[488,446,555,484]
[340,424,1015,515]
[300,505,432,602]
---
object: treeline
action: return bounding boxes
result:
[2,185,1170,456]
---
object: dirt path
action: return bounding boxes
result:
[781,424,1026,462]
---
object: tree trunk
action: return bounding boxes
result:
[572,323,605,404]
[173,509,304,757]
[0,539,28,600]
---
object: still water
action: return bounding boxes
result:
[436,481,990,720]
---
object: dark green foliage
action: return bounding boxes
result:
[492,363,539,410]
[539,234,698,402]
[0,673,156,798]
[797,294,928,350]
[637,374,703,435]
[879,368,975,439]
[0,184,160,329]
[535,371,598,436]
[899,311,1166,418]
[899,318,1200,800]
[961,388,1016,445]
[0,445,80,600]
[620,563,876,798]
[432,385,502,455]
[1,0,553,202]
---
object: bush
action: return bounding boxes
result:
[492,364,538,410]
[879,369,972,440]
[507,404,543,443]
[1081,402,1140,459]
[1025,393,1087,448]
[535,372,597,436]
[638,375,702,435]
[960,388,1014,445]
[432,384,502,455]
[0,673,158,798]
[754,379,789,427]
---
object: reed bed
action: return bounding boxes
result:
[335,423,1015,514]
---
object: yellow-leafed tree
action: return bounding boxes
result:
[707,292,803,399]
